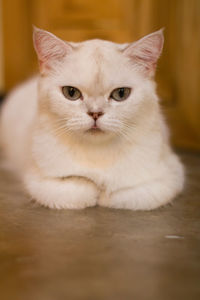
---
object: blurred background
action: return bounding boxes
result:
[0,0,199,150]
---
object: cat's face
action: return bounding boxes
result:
[33,27,164,142]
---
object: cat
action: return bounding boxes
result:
[0,27,184,210]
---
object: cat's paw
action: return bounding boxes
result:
[99,189,143,210]
[47,181,99,210]
[98,178,182,210]
[24,173,99,209]
[98,188,160,210]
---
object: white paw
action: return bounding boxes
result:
[45,184,98,210]
[98,189,137,210]
[98,183,177,211]
[24,174,99,209]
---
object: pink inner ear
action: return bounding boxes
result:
[134,45,160,72]
[124,30,164,75]
[33,28,70,71]
[135,48,156,62]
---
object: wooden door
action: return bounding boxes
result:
[2,0,200,150]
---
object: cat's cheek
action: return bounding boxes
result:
[97,118,120,134]
[78,121,94,133]
[95,122,107,133]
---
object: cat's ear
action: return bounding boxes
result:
[33,26,72,73]
[123,29,164,77]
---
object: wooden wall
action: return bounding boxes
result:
[2,0,200,150]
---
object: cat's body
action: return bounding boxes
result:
[0,28,184,209]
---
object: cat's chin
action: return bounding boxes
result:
[78,127,116,144]
[86,128,104,134]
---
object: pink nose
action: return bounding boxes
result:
[87,111,104,120]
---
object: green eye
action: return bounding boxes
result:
[110,87,131,101]
[62,86,82,101]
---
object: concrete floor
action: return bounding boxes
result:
[0,151,200,300]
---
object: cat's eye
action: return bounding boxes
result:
[62,86,82,101]
[110,87,131,101]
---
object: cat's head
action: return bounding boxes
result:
[33,27,164,143]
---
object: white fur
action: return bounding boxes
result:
[0,28,184,210]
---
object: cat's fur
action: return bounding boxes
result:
[0,27,184,210]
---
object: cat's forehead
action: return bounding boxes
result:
[75,38,125,52]
[61,39,131,93]
[70,39,124,65]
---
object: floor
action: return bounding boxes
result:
[0,151,200,300]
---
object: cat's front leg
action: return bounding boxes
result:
[24,171,99,209]
[98,177,183,211]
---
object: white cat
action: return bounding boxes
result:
[0,27,184,210]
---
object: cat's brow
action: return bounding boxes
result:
[93,48,103,86]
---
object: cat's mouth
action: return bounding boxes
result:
[87,123,103,133]
[92,123,98,129]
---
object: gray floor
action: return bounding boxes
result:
[0,151,200,300]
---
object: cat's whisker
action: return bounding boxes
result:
[51,124,69,135]
[66,120,81,126]
[54,128,74,140]
[66,120,90,130]
[66,120,85,127]
[51,117,69,125]
[50,123,75,138]
[116,125,134,143]
[102,119,124,133]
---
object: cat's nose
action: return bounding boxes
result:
[87,111,104,120]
